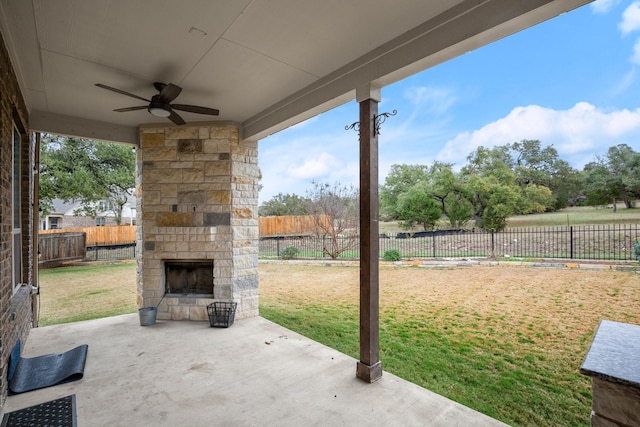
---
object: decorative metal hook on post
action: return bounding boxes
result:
[345,109,397,137]
[345,121,360,135]
[373,109,397,136]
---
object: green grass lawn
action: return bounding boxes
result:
[37,242,640,426]
[260,263,640,427]
[260,303,591,426]
[507,205,640,227]
[38,262,137,326]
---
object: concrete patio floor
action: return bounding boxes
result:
[4,314,508,426]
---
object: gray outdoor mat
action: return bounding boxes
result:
[8,343,88,395]
[1,394,77,427]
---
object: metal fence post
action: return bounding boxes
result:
[491,229,495,259]
[432,233,436,258]
[324,235,328,258]
[570,226,574,259]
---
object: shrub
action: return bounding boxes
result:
[280,246,300,260]
[383,249,402,262]
[634,240,640,261]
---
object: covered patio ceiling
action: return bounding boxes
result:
[0,0,592,145]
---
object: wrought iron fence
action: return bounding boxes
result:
[259,224,640,261]
[85,243,136,261]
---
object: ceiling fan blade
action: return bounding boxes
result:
[172,104,219,116]
[158,83,182,103]
[95,84,150,103]
[168,110,186,126]
[113,106,147,112]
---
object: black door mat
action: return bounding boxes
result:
[8,341,88,395]
[1,394,76,427]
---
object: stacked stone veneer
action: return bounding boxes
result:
[136,123,259,321]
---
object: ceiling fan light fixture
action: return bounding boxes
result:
[96,82,219,126]
[148,101,171,118]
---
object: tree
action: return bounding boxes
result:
[605,144,640,208]
[93,141,136,224]
[380,164,430,220]
[464,140,580,212]
[582,162,614,208]
[462,146,522,231]
[463,145,514,179]
[259,193,309,216]
[519,184,554,214]
[428,162,474,229]
[380,162,474,229]
[395,183,441,230]
[626,152,640,201]
[509,140,579,210]
[547,160,583,208]
[465,174,521,231]
[461,142,580,228]
[305,181,359,259]
[582,144,640,210]
[39,135,136,224]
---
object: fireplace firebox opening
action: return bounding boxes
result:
[164,260,214,296]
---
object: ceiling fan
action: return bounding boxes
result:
[95,82,219,125]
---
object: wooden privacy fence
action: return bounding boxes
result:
[38,232,86,268]
[259,215,331,236]
[40,225,136,245]
[41,220,325,240]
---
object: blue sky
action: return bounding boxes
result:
[258,0,640,204]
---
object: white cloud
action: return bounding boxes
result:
[619,1,640,34]
[381,85,457,145]
[611,67,636,94]
[258,128,360,202]
[632,38,640,64]
[286,152,339,179]
[436,102,640,167]
[403,86,456,115]
[591,0,621,14]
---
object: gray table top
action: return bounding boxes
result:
[581,319,640,389]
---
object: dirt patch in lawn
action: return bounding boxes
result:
[259,263,640,363]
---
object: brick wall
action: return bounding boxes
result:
[0,31,34,408]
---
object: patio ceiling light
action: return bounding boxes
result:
[95,82,219,126]
[148,101,171,118]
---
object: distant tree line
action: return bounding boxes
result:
[259,141,640,232]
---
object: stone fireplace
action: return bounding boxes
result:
[136,123,259,321]
[164,260,214,295]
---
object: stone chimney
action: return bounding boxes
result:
[135,123,259,321]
